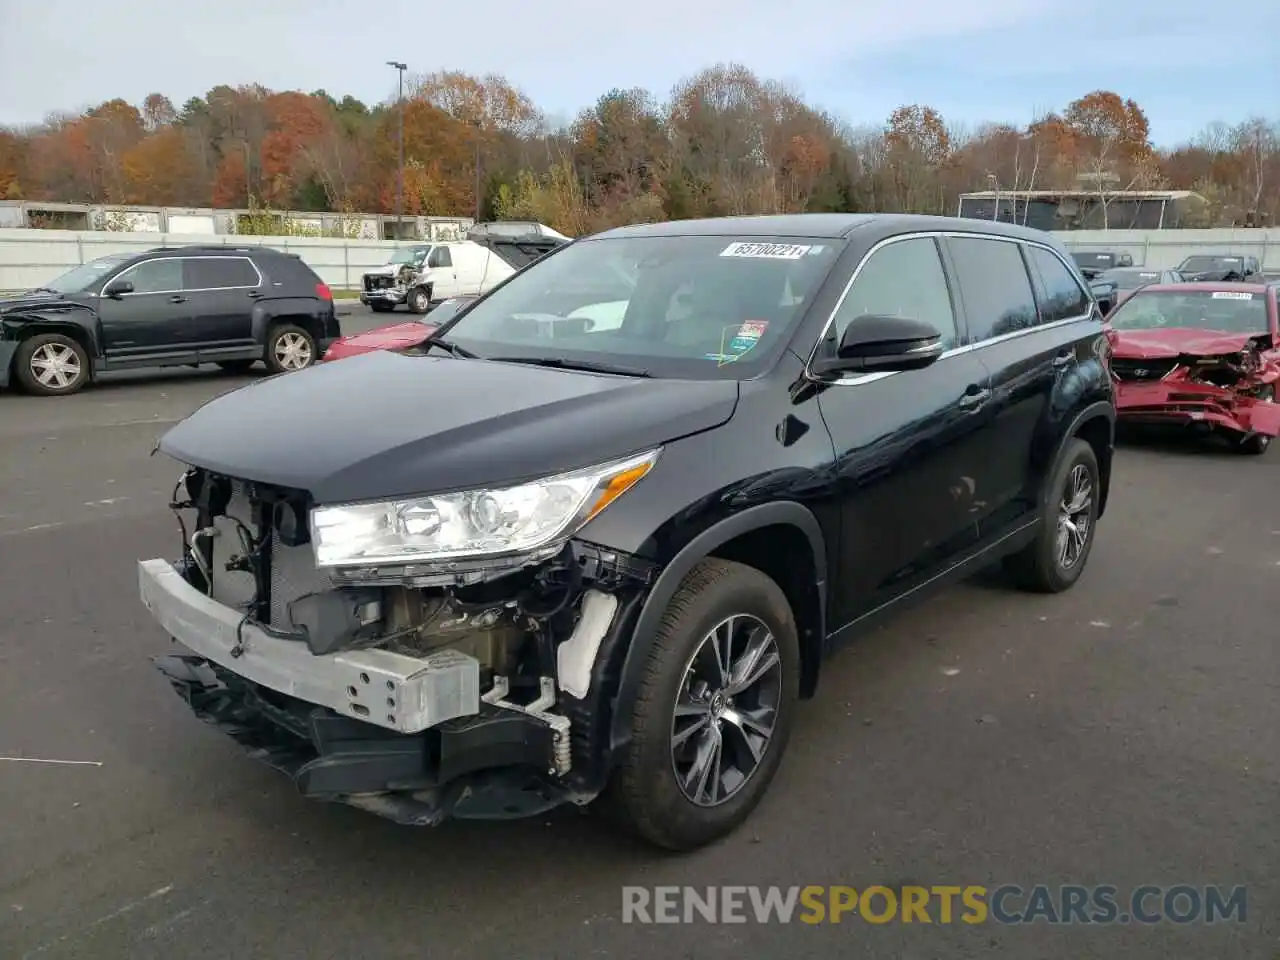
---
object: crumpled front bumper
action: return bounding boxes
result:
[0,339,17,388]
[139,559,568,824]
[358,286,406,306]
[138,559,480,735]
[1114,381,1280,436]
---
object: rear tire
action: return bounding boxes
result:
[1004,437,1100,593]
[264,324,317,374]
[15,333,91,396]
[598,558,800,851]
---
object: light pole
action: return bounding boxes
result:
[387,61,407,239]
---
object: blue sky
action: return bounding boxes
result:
[1,0,1275,147]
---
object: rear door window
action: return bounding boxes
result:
[184,257,259,290]
[947,236,1039,342]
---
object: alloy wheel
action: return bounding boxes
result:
[670,613,783,807]
[273,332,313,370]
[1055,463,1093,570]
[29,342,82,390]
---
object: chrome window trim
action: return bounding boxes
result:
[101,255,263,297]
[802,230,1095,387]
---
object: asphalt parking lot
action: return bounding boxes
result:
[1,318,1277,958]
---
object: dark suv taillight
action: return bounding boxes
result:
[315,283,333,300]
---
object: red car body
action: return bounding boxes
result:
[323,320,438,361]
[322,297,474,362]
[1104,281,1280,444]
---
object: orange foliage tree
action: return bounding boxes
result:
[0,74,1276,229]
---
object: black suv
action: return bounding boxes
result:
[137,214,1115,851]
[0,245,340,396]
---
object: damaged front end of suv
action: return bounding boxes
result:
[140,447,662,826]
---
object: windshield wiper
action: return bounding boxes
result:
[487,356,651,377]
[420,336,479,359]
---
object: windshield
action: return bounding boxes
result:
[424,298,468,325]
[435,234,842,379]
[1100,269,1161,290]
[1178,256,1241,272]
[41,253,134,294]
[387,246,430,265]
[1108,290,1269,334]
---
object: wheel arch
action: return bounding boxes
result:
[1061,401,1115,517]
[254,305,325,345]
[4,318,99,357]
[607,501,829,756]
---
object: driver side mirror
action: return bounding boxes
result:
[810,314,944,377]
[103,280,133,298]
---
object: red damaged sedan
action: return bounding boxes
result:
[1105,281,1280,454]
[322,297,473,362]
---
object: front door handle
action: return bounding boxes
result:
[169,295,188,304]
[958,385,991,410]
[1051,352,1072,369]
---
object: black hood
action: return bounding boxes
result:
[157,350,739,503]
[0,290,77,314]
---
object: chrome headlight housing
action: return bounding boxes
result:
[310,448,661,569]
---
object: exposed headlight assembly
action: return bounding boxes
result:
[310,448,661,570]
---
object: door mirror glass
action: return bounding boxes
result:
[103,280,133,297]
[813,314,943,376]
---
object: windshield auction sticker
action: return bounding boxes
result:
[720,242,812,259]
[1211,292,1253,300]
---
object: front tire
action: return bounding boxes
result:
[600,558,800,851]
[407,286,431,314]
[264,324,317,374]
[1004,437,1100,593]
[1236,385,1274,455]
[15,333,91,396]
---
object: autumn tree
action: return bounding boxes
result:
[1,74,1277,230]
[1062,91,1153,226]
[883,104,952,214]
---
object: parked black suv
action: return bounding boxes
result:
[138,214,1115,851]
[0,245,340,396]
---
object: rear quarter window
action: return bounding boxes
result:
[1027,246,1091,322]
[256,254,323,290]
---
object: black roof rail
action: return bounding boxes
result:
[149,243,265,254]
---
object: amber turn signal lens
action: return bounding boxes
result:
[585,462,654,522]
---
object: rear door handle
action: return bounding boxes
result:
[958,385,991,410]
[1052,352,1072,369]
[169,295,188,304]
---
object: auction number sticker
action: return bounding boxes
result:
[1211,291,1254,300]
[720,241,812,259]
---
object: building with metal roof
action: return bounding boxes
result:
[956,190,1208,231]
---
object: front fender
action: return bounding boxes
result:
[607,500,828,756]
[1,308,102,352]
